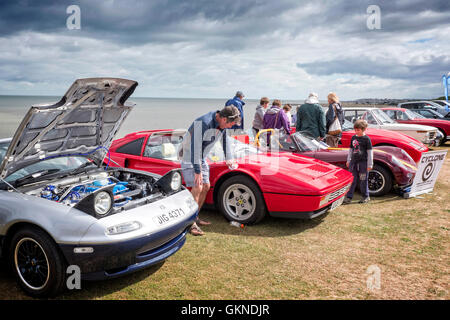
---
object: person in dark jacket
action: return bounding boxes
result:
[296,92,326,139]
[225,91,245,130]
[325,92,345,147]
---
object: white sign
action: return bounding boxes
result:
[405,150,448,198]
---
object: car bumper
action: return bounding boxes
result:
[268,195,345,219]
[59,211,197,280]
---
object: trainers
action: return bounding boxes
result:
[343,197,352,205]
[359,197,370,204]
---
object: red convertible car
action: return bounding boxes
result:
[257,130,417,197]
[380,107,450,146]
[108,129,354,224]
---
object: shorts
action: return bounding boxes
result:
[181,159,210,187]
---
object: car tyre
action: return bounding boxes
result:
[217,175,266,225]
[9,226,67,298]
[368,164,392,197]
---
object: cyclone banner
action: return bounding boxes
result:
[407,150,448,198]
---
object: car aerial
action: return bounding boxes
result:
[108,129,354,225]
[342,107,442,145]
[410,108,450,120]
[254,130,417,197]
[397,100,450,118]
[0,78,198,297]
[380,107,450,146]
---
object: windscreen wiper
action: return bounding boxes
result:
[13,168,61,187]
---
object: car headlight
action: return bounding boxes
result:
[171,171,182,191]
[155,169,183,193]
[94,191,113,216]
[106,221,142,235]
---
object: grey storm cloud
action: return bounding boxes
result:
[1,0,450,98]
[297,55,450,83]
[0,0,297,46]
[1,0,449,46]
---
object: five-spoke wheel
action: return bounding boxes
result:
[217,175,266,225]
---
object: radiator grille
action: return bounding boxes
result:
[328,183,351,202]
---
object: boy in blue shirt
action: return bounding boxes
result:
[343,119,373,204]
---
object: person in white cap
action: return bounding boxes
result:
[295,92,326,140]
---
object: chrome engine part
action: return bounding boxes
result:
[27,170,156,209]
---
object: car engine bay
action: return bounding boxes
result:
[20,169,175,218]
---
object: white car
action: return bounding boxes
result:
[0,78,198,297]
[398,101,450,118]
[432,100,450,114]
[342,107,441,145]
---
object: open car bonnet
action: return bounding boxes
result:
[0,78,138,179]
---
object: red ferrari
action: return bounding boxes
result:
[108,129,354,224]
[380,107,450,146]
[256,130,417,197]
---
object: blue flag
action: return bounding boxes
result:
[443,74,449,103]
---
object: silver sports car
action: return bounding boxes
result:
[0,78,198,297]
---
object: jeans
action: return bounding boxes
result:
[347,160,369,198]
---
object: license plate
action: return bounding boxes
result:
[153,208,186,226]
[329,196,344,211]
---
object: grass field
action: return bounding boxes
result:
[0,146,448,300]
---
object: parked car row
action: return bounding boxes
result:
[341,107,442,146]
[0,78,442,297]
[254,130,417,197]
[380,108,450,146]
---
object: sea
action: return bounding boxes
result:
[0,96,305,139]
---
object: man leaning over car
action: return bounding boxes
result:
[179,106,240,235]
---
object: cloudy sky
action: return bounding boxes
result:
[0,0,449,100]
